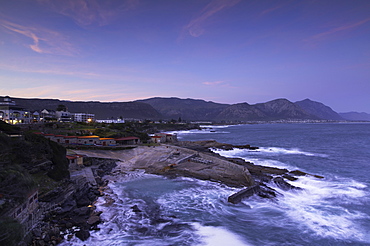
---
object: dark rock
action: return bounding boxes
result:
[73,207,91,216]
[33,228,42,238]
[75,228,90,241]
[87,215,100,225]
[289,170,324,179]
[258,184,277,199]
[131,205,142,213]
[136,227,148,233]
[76,196,91,207]
[273,177,301,191]
[289,170,308,176]
[282,174,298,181]
[152,218,171,224]
[60,199,77,214]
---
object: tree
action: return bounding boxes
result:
[56,104,67,112]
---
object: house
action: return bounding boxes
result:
[43,134,55,140]
[74,113,95,123]
[53,135,65,144]
[0,96,31,124]
[63,136,78,144]
[66,154,84,169]
[31,111,40,122]
[77,135,100,145]
[153,133,178,143]
[151,135,163,143]
[41,109,56,121]
[115,136,141,145]
[56,110,72,122]
[99,138,116,146]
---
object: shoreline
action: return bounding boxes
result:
[47,141,323,244]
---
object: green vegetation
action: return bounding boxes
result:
[0,122,69,217]
[29,121,199,141]
[0,217,24,245]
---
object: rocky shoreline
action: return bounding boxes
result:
[30,158,117,245]
[33,140,323,245]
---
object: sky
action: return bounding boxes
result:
[0,0,369,113]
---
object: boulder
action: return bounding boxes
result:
[87,215,100,225]
[75,228,90,241]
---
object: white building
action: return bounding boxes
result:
[0,96,31,124]
[74,113,95,123]
[56,111,72,122]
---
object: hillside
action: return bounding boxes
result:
[138,97,323,122]
[9,97,162,120]
[295,99,343,120]
[1,96,349,122]
[137,97,229,121]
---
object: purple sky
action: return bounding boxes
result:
[1,0,369,113]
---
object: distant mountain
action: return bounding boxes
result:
[339,112,370,121]
[214,103,266,121]
[295,99,344,120]
[137,97,229,121]
[138,97,321,122]
[255,98,316,120]
[5,97,162,120]
[2,96,350,122]
[214,99,315,121]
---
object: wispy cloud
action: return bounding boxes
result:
[37,0,139,27]
[0,20,76,55]
[181,0,241,38]
[202,80,236,88]
[202,80,225,86]
[306,17,370,43]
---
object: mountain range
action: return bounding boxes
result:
[3,96,369,122]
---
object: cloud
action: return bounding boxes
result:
[202,80,236,88]
[181,0,241,38]
[37,0,139,27]
[306,17,370,43]
[202,80,225,86]
[0,20,76,56]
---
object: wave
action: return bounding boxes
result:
[192,222,251,246]
[268,176,369,241]
[166,129,230,138]
[212,146,328,158]
[199,125,235,129]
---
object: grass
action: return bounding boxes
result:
[31,172,60,195]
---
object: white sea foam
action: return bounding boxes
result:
[193,223,251,246]
[166,128,230,138]
[212,146,327,158]
[200,125,234,129]
[273,176,369,241]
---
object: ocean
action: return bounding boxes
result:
[62,123,370,246]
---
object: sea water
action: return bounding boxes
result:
[62,123,370,246]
